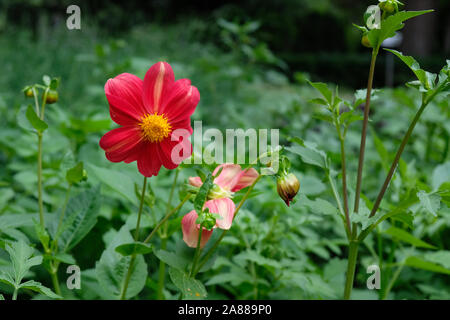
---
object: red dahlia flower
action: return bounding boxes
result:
[182,164,259,248]
[99,62,200,177]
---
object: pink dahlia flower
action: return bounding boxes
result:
[182,164,259,248]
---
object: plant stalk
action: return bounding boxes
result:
[343,240,359,299]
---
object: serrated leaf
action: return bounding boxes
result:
[308,81,332,104]
[424,251,450,269]
[5,240,42,284]
[95,226,147,299]
[417,190,441,217]
[368,10,433,48]
[168,267,207,299]
[58,185,101,252]
[385,49,432,88]
[384,227,436,249]
[19,280,61,299]
[25,105,48,132]
[286,139,328,169]
[115,242,152,256]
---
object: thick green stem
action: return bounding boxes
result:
[344,240,359,299]
[354,49,378,214]
[119,176,148,300]
[12,288,18,300]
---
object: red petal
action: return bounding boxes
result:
[181,210,213,248]
[99,126,143,163]
[163,79,200,123]
[159,132,193,167]
[137,142,163,177]
[142,62,175,114]
[213,164,243,191]
[105,73,146,125]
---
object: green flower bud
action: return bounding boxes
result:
[23,86,34,98]
[45,90,59,104]
[277,173,300,207]
[379,1,396,14]
[361,35,372,48]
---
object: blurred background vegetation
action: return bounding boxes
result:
[0,0,449,300]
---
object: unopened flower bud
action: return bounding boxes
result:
[277,173,300,207]
[23,86,34,98]
[361,35,371,48]
[45,90,59,104]
[379,1,396,14]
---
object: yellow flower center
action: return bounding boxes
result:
[139,112,171,143]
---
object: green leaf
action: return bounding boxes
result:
[384,227,436,249]
[308,81,333,105]
[424,251,450,269]
[153,249,190,270]
[417,190,441,217]
[115,242,152,256]
[404,256,450,275]
[87,163,137,204]
[286,138,328,169]
[95,226,147,299]
[385,49,433,89]
[5,240,42,284]
[309,98,329,106]
[432,161,450,190]
[19,280,61,299]
[168,267,207,299]
[194,173,213,214]
[42,75,51,86]
[25,105,48,132]
[368,10,433,48]
[66,162,84,185]
[58,185,101,252]
[0,294,4,300]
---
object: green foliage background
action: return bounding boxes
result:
[0,1,449,300]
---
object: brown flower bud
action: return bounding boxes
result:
[277,173,300,207]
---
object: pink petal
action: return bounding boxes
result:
[99,126,143,163]
[189,177,203,187]
[213,164,243,191]
[105,73,146,125]
[204,198,235,230]
[231,168,259,192]
[162,79,200,123]
[137,142,163,177]
[142,62,175,114]
[181,210,213,248]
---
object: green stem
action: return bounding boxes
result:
[344,240,359,299]
[382,263,405,300]
[336,125,351,234]
[143,194,191,244]
[157,170,179,299]
[50,267,62,297]
[12,288,18,300]
[37,132,45,229]
[119,176,148,300]
[369,101,428,218]
[354,49,379,214]
[134,177,148,240]
[194,175,261,276]
[189,223,203,278]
